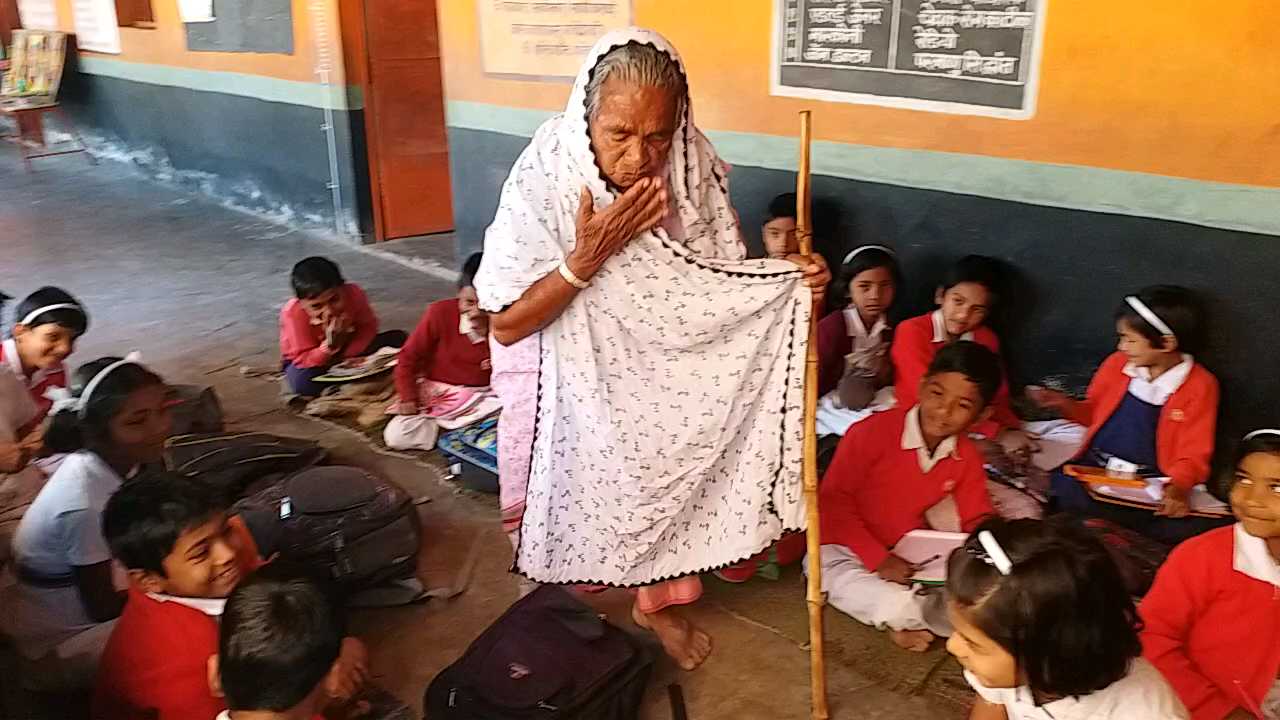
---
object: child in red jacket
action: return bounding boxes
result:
[93,471,368,720]
[890,255,1041,465]
[1031,286,1227,546]
[819,341,998,652]
[1140,430,1280,720]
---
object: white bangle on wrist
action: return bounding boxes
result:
[558,261,590,290]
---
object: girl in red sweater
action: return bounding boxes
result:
[1032,286,1227,546]
[1140,430,1280,720]
[384,253,498,451]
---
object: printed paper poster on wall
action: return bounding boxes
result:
[772,0,1049,119]
[15,0,59,31]
[71,0,122,54]
[478,0,632,79]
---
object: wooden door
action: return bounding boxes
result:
[361,0,453,240]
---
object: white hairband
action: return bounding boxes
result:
[977,530,1013,576]
[44,351,143,418]
[842,244,896,266]
[1244,429,1280,441]
[1125,296,1174,338]
[19,303,85,327]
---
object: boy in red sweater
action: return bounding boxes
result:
[890,255,1042,466]
[93,471,369,720]
[384,253,498,451]
[1032,286,1226,545]
[280,257,407,398]
[1140,430,1280,720]
[819,341,999,652]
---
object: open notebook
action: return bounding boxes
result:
[1090,479,1231,517]
[892,529,967,586]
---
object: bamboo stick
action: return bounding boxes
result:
[797,110,830,720]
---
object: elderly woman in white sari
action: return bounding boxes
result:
[475,28,829,671]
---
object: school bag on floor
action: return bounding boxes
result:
[424,586,653,720]
[165,384,225,436]
[164,431,327,501]
[232,466,423,603]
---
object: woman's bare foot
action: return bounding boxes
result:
[890,628,935,653]
[632,602,713,671]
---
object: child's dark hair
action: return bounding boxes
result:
[1113,285,1205,355]
[459,252,483,290]
[290,257,345,299]
[947,516,1142,699]
[13,286,88,336]
[767,192,797,221]
[1232,430,1280,477]
[102,470,224,574]
[219,570,345,712]
[44,357,165,454]
[837,247,901,309]
[940,255,1006,308]
[926,341,1002,406]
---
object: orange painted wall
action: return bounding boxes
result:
[53,0,336,83]
[438,0,1280,188]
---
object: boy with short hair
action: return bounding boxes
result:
[818,341,999,652]
[211,574,345,720]
[761,192,798,259]
[280,256,407,397]
[93,470,258,720]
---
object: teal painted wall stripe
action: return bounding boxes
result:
[445,100,1280,238]
[76,57,363,111]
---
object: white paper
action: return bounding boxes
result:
[894,529,967,584]
[16,0,59,31]
[177,0,214,23]
[1094,480,1231,516]
[71,0,121,54]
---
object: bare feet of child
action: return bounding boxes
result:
[890,628,935,653]
[632,602,713,671]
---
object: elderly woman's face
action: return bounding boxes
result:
[588,77,678,190]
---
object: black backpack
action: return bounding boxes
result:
[425,586,652,719]
[233,466,422,601]
[164,431,326,502]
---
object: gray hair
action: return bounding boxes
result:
[584,42,687,122]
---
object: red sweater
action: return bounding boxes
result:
[394,298,491,404]
[820,406,994,570]
[1064,352,1218,490]
[93,587,225,720]
[279,283,379,369]
[1140,525,1280,720]
[890,312,1018,439]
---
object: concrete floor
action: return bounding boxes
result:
[0,151,970,719]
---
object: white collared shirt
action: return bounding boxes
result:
[1122,354,1193,406]
[145,592,227,617]
[841,307,889,375]
[1234,522,1280,589]
[965,658,1189,720]
[931,310,975,344]
[1,337,55,390]
[902,405,959,473]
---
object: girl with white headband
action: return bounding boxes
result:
[1140,429,1280,720]
[1030,285,1226,546]
[1,286,89,423]
[947,516,1189,720]
[0,355,170,690]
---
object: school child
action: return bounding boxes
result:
[817,341,999,652]
[1139,430,1280,720]
[0,356,170,690]
[211,573,355,720]
[2,286,89,422]
[384,253,498,451]
[946,516,1189,720]
[761,192,798,259]
[815,245,901,436]
[93,471,262,719]
[0,294,50,568]
[279,256,407,398]
[890,255,1038,462]
[1031,286,1225,546]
